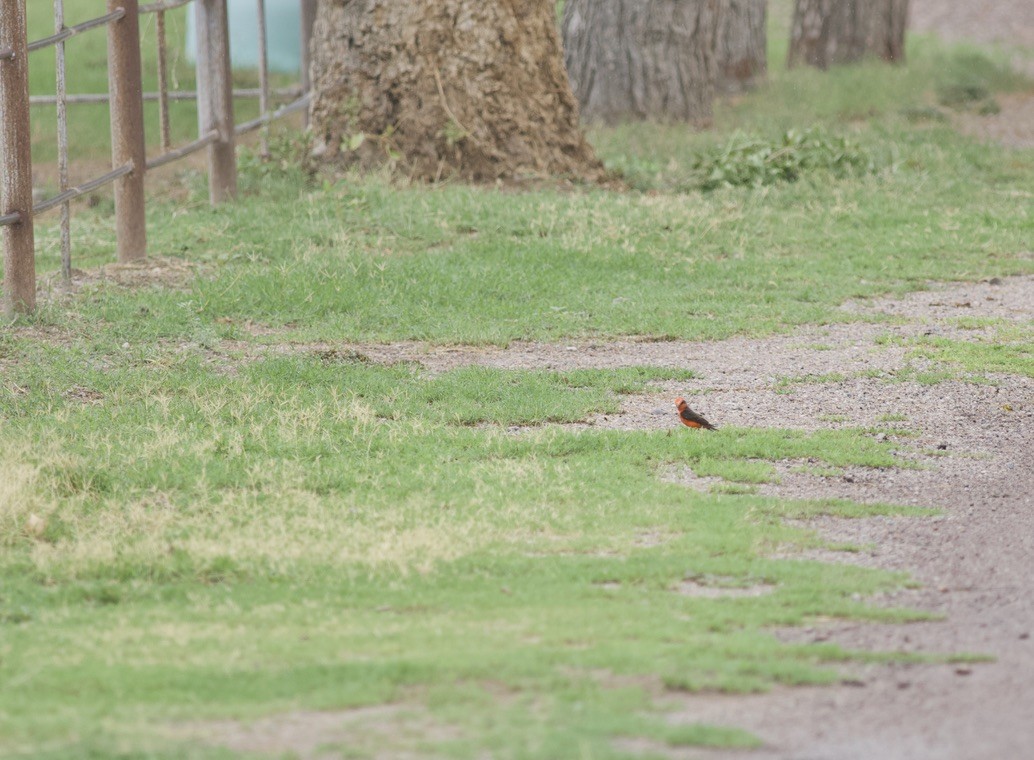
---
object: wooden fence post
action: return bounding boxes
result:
[1,0,36,314]
[107,0,147,262]
[300,0,316,88]
[196,0,237,204]
[300,0,316,127]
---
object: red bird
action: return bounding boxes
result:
[675,397,717,430]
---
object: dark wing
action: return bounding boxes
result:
[680,407,716,430]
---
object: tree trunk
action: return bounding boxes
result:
[715,0,767,94]
[309,0,603,182]
[787,0,909,70]
[562,0,719,125]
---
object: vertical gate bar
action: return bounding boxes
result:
[107,0,147,262]
[0,0,36,315]
[299,0,315,127]
[195,0,237,204]
[55,0,72,280]
[156,9,171,152]
[256,0,269,156]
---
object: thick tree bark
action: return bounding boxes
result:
[787,0,909,70]
[715,0,767,93]
[562,0,719,125]
[309,0,603,182]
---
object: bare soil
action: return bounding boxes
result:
[36,255,202,297]
[910,0,1034,51]
[955,92,1034,149]
[912,0,1034,149]
[172,704,457,760]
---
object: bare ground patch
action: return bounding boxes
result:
[36,255,202,298]
[910,0,1034,52]
[674,579,776,599]
[954,91,1034,149]
[172,704,459,760]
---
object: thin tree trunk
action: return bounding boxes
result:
[788,0,909,70]
[715,0,767,94]
[562,0,719,125]
[309,0,603,182]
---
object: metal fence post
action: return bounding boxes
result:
[1,0,36,315]
[107,0,147,262]
[196,0,237,204]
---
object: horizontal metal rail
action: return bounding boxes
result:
[26,9,126,53]
[0,212,22,227]
[31,163,133,216]
[139,0,194,12]
[29,86,304,105]
[234,92,310,135]
[146,129,218,169]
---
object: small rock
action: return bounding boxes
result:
[954,667,972,676]
[936,443,948,450]
[897,681,912,690]
[988,277,1002,285]
[121,342,130,349]
[1020,632,1030,641]
[841,678,866,688]
[26,513,47,538]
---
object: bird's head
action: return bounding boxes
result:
[674,397,686,409]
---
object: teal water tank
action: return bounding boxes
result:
[185,0,302,74]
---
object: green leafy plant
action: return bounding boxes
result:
[688,128,875,191]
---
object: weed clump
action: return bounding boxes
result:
[688,128,875,191]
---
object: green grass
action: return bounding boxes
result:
[2,6,1033,758]
[878,413,909,423]
[776,372,849,391]
[876,321,1034,380]
[23,119,1034,343]
[905,334,1034,378]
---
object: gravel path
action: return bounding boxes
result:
[655,7,1034,731]
[910,0,1034,50]
[912,0,1034,148]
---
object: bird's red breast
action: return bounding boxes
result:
[675,397,716,430]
